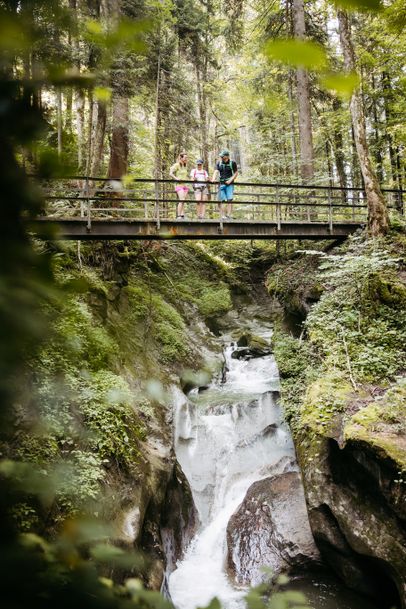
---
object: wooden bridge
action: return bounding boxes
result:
[29,177,404,241]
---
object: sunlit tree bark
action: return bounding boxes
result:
[338,9,388,236]
[293,0,314,182]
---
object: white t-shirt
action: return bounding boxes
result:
[190,168,209,182]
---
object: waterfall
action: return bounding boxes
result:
[168,335,298,609]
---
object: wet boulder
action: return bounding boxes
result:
[226,471,319,585]
[232,333,272,359]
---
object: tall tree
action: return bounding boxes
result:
[337,9,388,236]
[292,0,314,182]
[108,95,129,177]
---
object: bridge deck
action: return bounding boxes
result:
[30,217,363,240]
[29,176,403,241]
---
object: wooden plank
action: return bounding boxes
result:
[28,218,363,240]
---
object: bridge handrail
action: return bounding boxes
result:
[42,195,402,210]
[32,175,404,195]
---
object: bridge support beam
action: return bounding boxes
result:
[28,218,363,241]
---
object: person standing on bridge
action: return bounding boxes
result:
[191,159,209,219]
[170,152,189,220]
[212,150,238,220]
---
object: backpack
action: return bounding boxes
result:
[218,160,236,180]
[219,160,234,172]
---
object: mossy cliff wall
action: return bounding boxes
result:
[268,231,406,608]
[5,240,237,588]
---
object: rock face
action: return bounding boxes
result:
[227,471,320,585]
[160,462,198,575]
[297,432,406,609]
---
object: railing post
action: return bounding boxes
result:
[352,189,355,221]
[328,188,333,232]
[398,188,404,215]
[85,177,91,232]
[144,190,148,219]
[81,177,89,218]
[219,197,223,232]
[155,179,160,230]
[276,185,281,231]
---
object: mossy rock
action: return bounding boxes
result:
[301,370,353,435]
[370,276,406,306]
[232,332,272,359]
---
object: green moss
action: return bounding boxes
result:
[345,378,406,442]
[271,329,320,430]
[301,370,353,434]
[75,370,146,469]
[266,254,323,315]
[344,424,406,471]
[197,282,232,318]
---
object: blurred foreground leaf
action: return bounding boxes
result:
[320,71,360,99]
[264,39,328,71]
[332,0,382,11]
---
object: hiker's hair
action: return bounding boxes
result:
[178,152,187,165]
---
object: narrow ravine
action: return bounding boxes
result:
[168,321,299,609]
[167,319,380,609]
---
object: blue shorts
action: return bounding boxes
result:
[219,183,234,201]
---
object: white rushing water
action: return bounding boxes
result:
[168,333,297,609]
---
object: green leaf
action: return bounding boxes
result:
[86,19,103,34]
[198,598,222,609]
[320,71,360,99]
[94,87,112,102]
[332,0,382,11]
[264,39,328,71]
[90,543,125,561]
[0,14,30,52]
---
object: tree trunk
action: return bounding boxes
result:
[108,95,129,178]
[293,0,314,182]
[196,62,209,170]
[90,100,107,177]
[331,98,347,201]
[371,73,383,183]
[337,9,388,236]
[57,88,62,156]
[288,70,299,180]
[382,71,401,191]
[75,90,85,172]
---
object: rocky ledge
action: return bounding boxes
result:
[296,421,406,609]
[227,470,320,585]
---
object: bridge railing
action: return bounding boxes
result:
[37,177,404,231]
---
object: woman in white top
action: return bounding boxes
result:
[190,159,209,219]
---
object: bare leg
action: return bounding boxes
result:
[195,190,202,217]
[177,190,187,217]
[200,193,207,218]
[201,193,207,218]
[227,201,233,217]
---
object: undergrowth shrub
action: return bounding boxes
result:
[306,249,406,383]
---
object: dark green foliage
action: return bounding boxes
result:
[272,329,320,428]
[306,238,406,382]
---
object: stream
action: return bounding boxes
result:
[168,320,379,609]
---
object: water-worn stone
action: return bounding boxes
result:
[226,471,320,585]
[296,432,406,608]
[231,333,272,360]
[160,462,198,575]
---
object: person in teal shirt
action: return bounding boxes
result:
[212,150,238,220]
